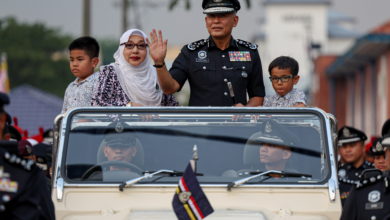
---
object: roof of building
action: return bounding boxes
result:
[263,0,331,5]
[328,23,360,38]
[327,20,390,76]
[4,84,63,135]
[328,10,356,23]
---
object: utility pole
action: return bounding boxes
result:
[83,0,91,36]
[122,0,128,33]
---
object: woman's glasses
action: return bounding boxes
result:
[120,43,148,50]
[269,75,293,83]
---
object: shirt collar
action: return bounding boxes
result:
[207,36,239,50]
[275,88,297,100]
[72,73,95,85]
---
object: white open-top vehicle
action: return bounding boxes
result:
[52,107,341,219]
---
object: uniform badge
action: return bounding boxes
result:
[338,169,346,178]
[229,51,251,62]
[0,177,18,193]
[179,191,192,203]
[196,50,209,63]
[368,190,380,203]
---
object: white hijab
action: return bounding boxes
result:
[112,29,162,106]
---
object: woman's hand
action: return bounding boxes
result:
[147,29,168,65]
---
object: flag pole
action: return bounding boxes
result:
[192,144,198,174]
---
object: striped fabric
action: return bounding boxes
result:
[172,163,214,220]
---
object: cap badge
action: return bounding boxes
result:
[179,191,192,203]
[115,122,124,133]
[343,127,351,137]
[368,190,380,203]
[375,142,383,152]
[265,121,272,133]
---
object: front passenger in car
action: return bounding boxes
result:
[259,143,292,171]
[243,119,299,172]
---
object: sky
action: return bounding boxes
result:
[1,0,390,45]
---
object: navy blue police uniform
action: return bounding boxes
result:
[340,169,390,219]
[0,92,55,219]
[169,0,265,106]
[337,126,373,206]
[0,143,55,220]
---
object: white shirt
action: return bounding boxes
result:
[61,71,99,113]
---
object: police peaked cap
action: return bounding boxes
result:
[381,119,390,137]
[103,132,139,148]
[382,119,390,146]
[202,0,241,14]
[369,137,389,155]
[248,119,299,148]
[0,92,10,114]
[337,126,367,146]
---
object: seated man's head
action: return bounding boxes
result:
[103,133,138,163]
[249,120,297,171]
[259,143,292,171]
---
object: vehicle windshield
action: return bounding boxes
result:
[62,109,330,185]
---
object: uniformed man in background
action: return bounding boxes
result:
[340,120,390,220]
[337,125,373,206]
[0,92,55,219]
[148,0,265,106]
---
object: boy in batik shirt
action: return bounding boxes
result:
[263,56,306,107]
[61,37,100,113]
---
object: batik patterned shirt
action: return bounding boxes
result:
[263,88,306,107]
[91,64,178,107]
[61,72,99,113]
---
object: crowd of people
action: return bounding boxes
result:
[0,0,389,219]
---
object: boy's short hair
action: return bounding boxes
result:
[268,56,299,76]
[68,36,99,58]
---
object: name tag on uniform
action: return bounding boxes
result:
[229,51,251,62]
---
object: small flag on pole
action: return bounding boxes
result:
[172,162,214,220]
[0,52,10,93]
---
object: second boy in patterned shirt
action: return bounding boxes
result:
[61,37,100,113]
[263,56,306,107]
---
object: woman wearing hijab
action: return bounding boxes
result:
[91,29,178,106]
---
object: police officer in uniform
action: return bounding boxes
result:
[340,121,390,220]
[0,92,55,219]
[337,126,373,206]
[148,0,265,106]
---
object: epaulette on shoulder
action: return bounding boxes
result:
[187,39,208,51]
[356,169,383,189]
[4,151,35,171]
[236,39,258,50]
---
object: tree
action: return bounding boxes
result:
[0,17,73,97]
[168,0,251,10]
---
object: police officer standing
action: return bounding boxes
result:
[148,0,266,106]
[0,92,55,219]
[340,120,390,220]
[337,126,373,206]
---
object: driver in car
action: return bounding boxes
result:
[102,133,139,171]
